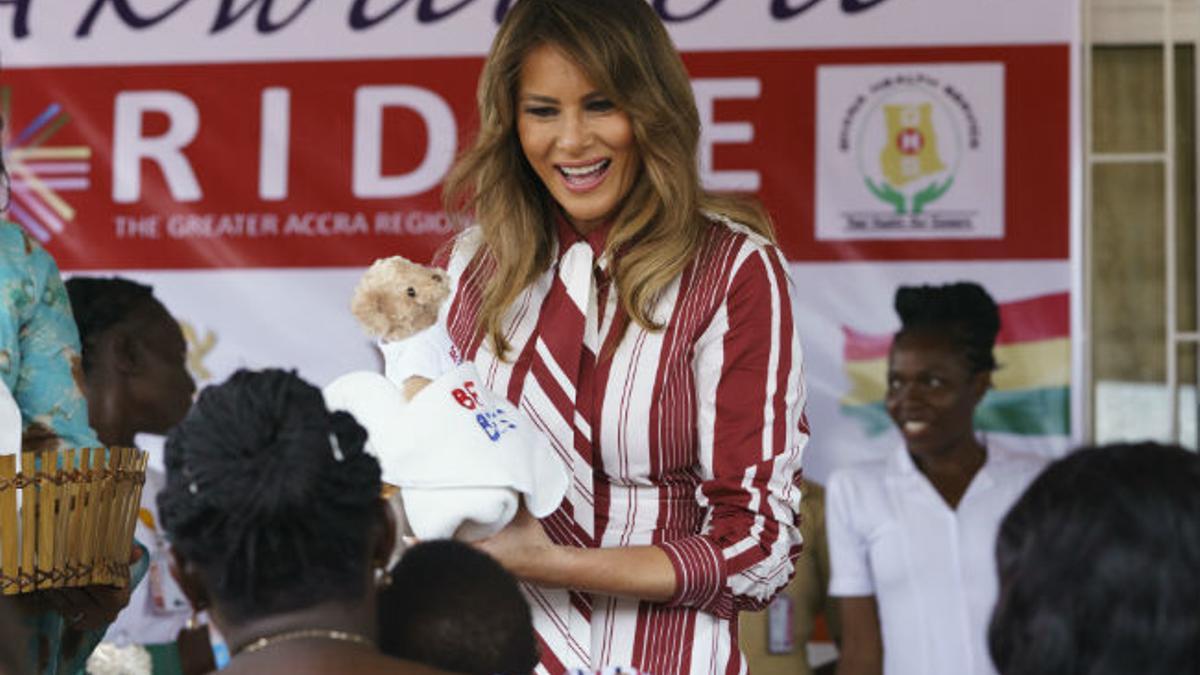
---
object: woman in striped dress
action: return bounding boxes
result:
[436,1,808,672]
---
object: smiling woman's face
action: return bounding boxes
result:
[885,329,988,458]
[516,43,640,235]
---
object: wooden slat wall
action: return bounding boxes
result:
[1092,45,1198,384]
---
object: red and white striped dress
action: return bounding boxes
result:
[442,213,808,674]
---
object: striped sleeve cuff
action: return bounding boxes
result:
[656,535,734,618]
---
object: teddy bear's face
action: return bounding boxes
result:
[351,257,451,342]
[392,266,450,332]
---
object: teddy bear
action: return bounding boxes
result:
[325,255,568,545]
[349,255,454,400]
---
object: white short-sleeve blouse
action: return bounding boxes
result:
[827,442,1044,675]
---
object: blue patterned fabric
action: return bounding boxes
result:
[0,220,137,674]
[0,220,97,451]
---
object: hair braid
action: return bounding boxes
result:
[894,281,1000,373]
[158,369,382,621]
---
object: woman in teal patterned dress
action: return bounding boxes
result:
[0,218,147,674]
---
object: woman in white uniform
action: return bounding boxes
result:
[827,282,1044,675]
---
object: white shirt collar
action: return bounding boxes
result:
[887,437,997,504]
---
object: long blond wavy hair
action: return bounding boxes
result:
[443,0,775,358]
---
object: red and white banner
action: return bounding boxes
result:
[0,0,1078,479]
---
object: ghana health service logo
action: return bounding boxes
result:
[815,63,1005,241]
[0,87,92,243]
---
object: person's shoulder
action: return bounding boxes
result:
[828,455,891,494]
[446,224,483,257]
[696,211,789,293]
[986,442,1050,483]
[0,220,24,239]
[0,220,39,260]
[0,221,56,291]
[701,210,776,253]
[826,458,891,534]
[443,225,486,276]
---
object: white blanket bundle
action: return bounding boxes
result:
[324,360,568,542]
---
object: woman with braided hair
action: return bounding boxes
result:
[157,369,444,675]
[827,282,1045,675]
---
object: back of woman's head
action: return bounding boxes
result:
[894,281,999,372]
[989,442,1200,675]
[157,369,382,622]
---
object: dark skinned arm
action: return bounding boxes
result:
[836,595,883,675]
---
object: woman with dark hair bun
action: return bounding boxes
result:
[989,442,1200,675]
[157,369,444,675]
[827,282,1045,675]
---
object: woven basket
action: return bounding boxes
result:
[0,447,147,595]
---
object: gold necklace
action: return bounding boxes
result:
[237,628,376,655]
